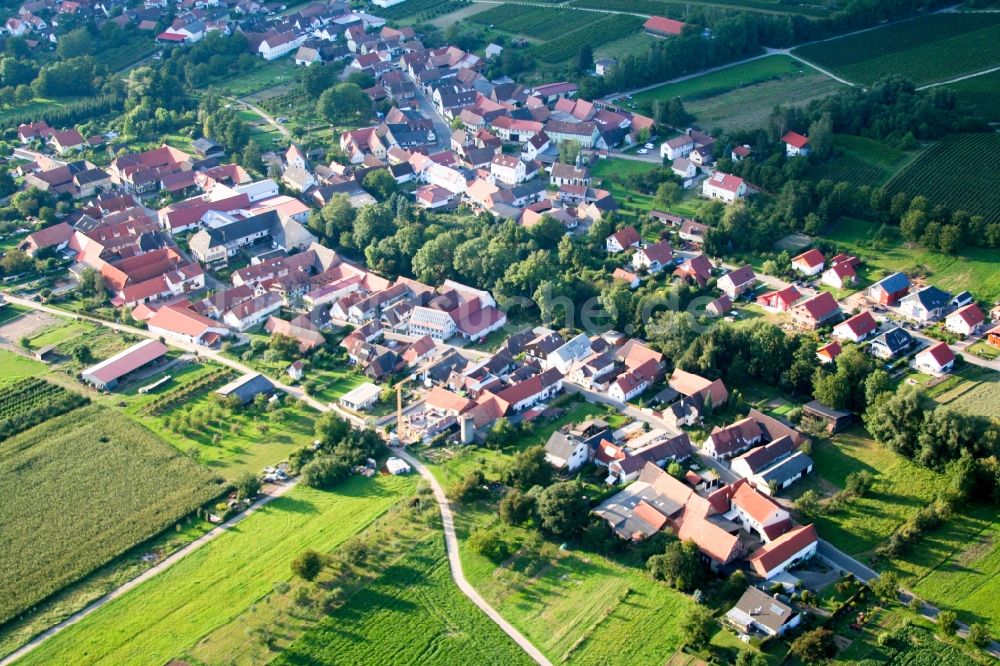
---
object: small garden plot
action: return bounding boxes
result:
[0,406,223,626]
[273,535,535,666]
[885,132,1000,224]
[926,364,1000,419]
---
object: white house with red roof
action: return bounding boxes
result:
[731,484,791,542]
[822,261,857,289]
[816,340,841,364]
[702,171,746,204]
[945,303,985,337]
[147,304,229,346]
[717,264,755,300]
[748,524,818,580]
[756,285,802,313]
[832,310,877,343]
[915,341,955,375]
[781,131,810,157]
[608,358,659,403]
[415,184,454,209]
[791,248,824,276]
[631,240,674,274]
[790,291,841,330]
[606,226,641,253]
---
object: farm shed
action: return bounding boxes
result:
[802,400,853,433]
[216,372,275,405]
[81,339,169,390]
[386,457,411,475]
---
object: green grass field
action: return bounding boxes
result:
[274,534,534,666]
[946,69,1000,121]
[631,55,807,106]
[209,59,299,98]
[885,132,1000,225]
[456,508,694,664]
[822,216,1000,303]
[0,302,28,325]
[26,319,92,348]
[793,14,1000,86]
[20,477,415,666]
[0,349,47,385]
[808,134,914,186]
[0,406,223,626]
[790,427,954,557]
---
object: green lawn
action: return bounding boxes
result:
[0,303,28,325]
[207,59,299,98]
[20,477,416,666]
[790,427,954,558]
[822,216,1000,303]
[274,534,535,666]
[0,349,47,385]
[27,320,92,348]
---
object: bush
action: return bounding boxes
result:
[967,623,989,648]
[937,610,957,636]
[790,627,837,663]
[291,549,324,581]
[467,527,511,562]
[498,488,536,525]
[300,456,350,489]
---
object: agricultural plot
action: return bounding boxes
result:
[632,55,807,106]
[946,69,1000,121]
[470,5,603,40]
[275,535,534,666]
[20,478,415,666]
[925,364,1000,420]
[823,217,1000,303]
[378,0,467,19]
[531,14,644,63]
[684,69,843,132]
[571,0,830,16]
[793,14,1000,86]
[808,134,912,186]
[885,133,1000,224]
[0,377,88,441]
[132,373,317,479]
[0,405,223,626]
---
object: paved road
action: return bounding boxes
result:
[0,479,297,666]
[407,78,452,151]
[816,539,878,582]
[395,448,553,666]
[1,295,550,666]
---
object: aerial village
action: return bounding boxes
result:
[1,0,999,662]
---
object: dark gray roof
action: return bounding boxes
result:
[906,285,951,310]
[544,431,581,461]
[216,373,275,404]
[756,450,813,486]
[872,327,913,355]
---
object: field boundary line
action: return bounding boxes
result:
[917,64,1000,89]
[785,52,855,86]
[395,448,554,666]
[0,480,298,666]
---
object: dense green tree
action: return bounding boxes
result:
[502,445,553,491]
[647,540,704,592]
[234,471,262,500]
[680,605,715,648]
[291,549,324,581]
[535,482,588,538]
[499,489,536,525]
[790,628,836,663]
[317,83,370,122]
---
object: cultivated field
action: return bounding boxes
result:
[378,0,468,20]
[0,406,223,625]
[470,6,644,63]
[926,364,1000,420]
[823,217,1000,303]
[685,69,843,132]
[792,14,1000,86]
[946,69,1000,120]
[631,55,806,106]
[19,478,415,666]
[275,535,534,666]
[885,132,1000,225]
[808,134,913,186]
[0,350,47,386]
[0,377,88,441]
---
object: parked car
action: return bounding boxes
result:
[638,148,648,154]
[644,142,654,149]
